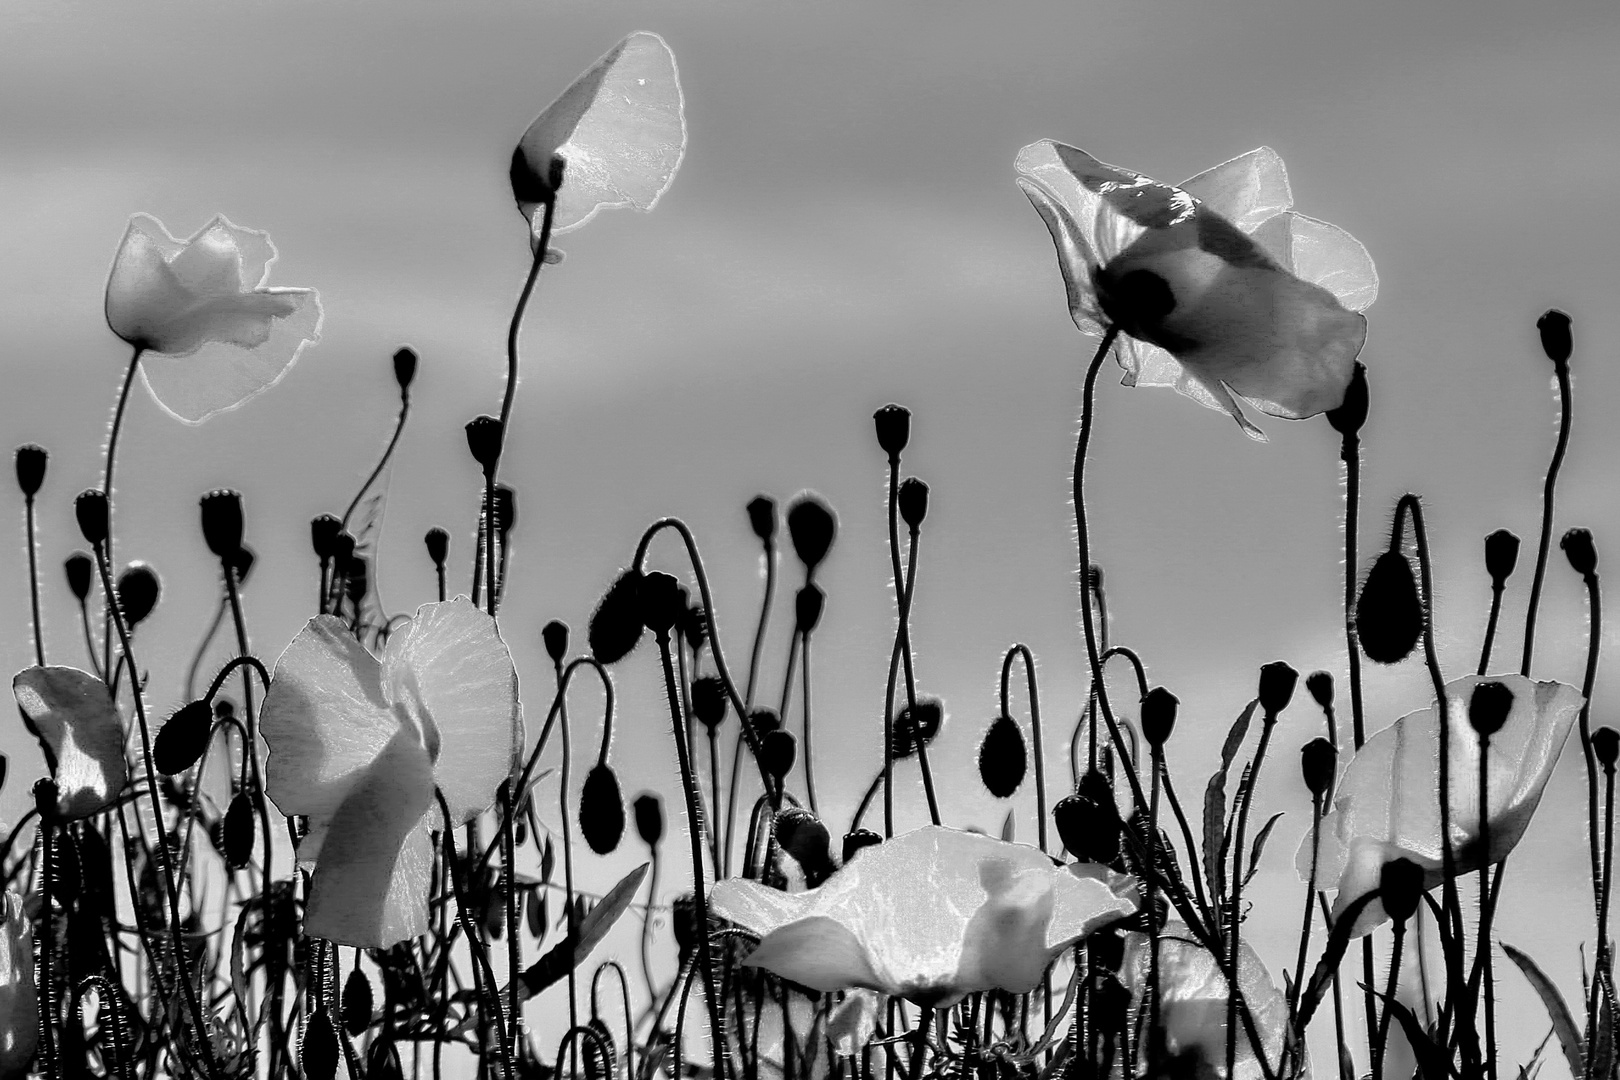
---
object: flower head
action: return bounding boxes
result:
[12,666,128,821]
[1301,674,1583,937]
[0,891,36,1080]
[259,599,521,948]
[709,825,1137,1008]
[1016,143,1376,440]
[105,214,322,423]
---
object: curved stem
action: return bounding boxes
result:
[1000,645,1047,853]
[495,211,552,482]
[640,848,662,1029]
[1227,712,1279,1079]
[1478,583,1504,677]
[339,387,410,533]
[437,791,516,1079]
[1522,358,1572,677]
[101,346,144,679]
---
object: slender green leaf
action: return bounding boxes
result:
[1241,812,1285,889]
[516,862,648,1000]
[1203,697,1259,903]
[1503,942,1582,1080]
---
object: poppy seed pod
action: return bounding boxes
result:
[223,790,255,869]
[117,563,161,627]
[897,477,929,531]
[1484,529,1520,586]
[392,346,417,392]
[1258,662,1298,717]
[33,778,60,823]
[843,828,882,863]
[1305,671,1334,713]
[310,514,342,561]
[746,495,777,543]
[1325,361,1369,438]
[978,714,1028,798]
[1468,680,1515,739]
[749,708,781,738]
[64,553,93,602]
[1594,727,1620,772]
[154,700,215,775]
[1355,549,1424,664]
[302,1009,340,1080]
[343,967,374,1037]
[633,792,663,848]
[464,415,504,475]
[775,808,834,886]
[691,675,728,730]
[679,603,708,651]
[579,764,625,855]
[493,485,517,537]
[1562,528,1598,577]
[1053,793,1119,864]
[1140,687,1179,747]
[1300,737,1336,800]
[423,527,449,569]
[795,584,825,634]
[786,495,836,572]
[588,569,645,663]
[13,445,46,497]
[198,489,245,560]
[762,729,797,784]
[542,620,568,665]
[890,699,943,759]
[1379,857,1425,926]
[638,571,686,636]
[1537,309,1573,367]
[75,489,109,547]
[873,404,911,459]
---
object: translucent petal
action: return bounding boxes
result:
[105,215,191,347]
[741,917,881,995]
[0,892,37,1076]
[1179,147,1293,233]
[825,990,882,1057]
[1016,177,1108,335]
[1116,339,1270,442]
[12,666,128,820]
[1014,141,1184,269]
[1263,212,1379,313]
[381,599,521,824]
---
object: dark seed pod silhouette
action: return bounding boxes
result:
[1355,549,1424,664]
[775,808,834,885]
[223,791,254,870]
[13,444,46,497]
[75,490,109,546]
[889,698,943,760]
[1563,528,1598,577]
[977,715,1027,798]
[199,489,245,560]
[588,569,645,664]
[117,563,161,627]
[746,494,777,543]
[526,887,547,938]
[464,415,504,474]
[1380,857,1425,925]
[633,792,664,848]
[872,404,911,459]
[638,571,686,636]
[154,700,215,775]
[842,828,881,863]
[691,675,728,730]
[64,553,93,602]
[1468,680,1514,738]
[1537,308,1573,366]
[1595,727,1620,772]
[302,1009,340,1080]
[423,527,449,569]
[1300,738,1337,799]
[1484,529,1520,586]
[786,494,836,573]
[678,603,708,652]
[392,346,418,392]
[1140,688,1179,748]
[310,515,342,561]
[1257,661,1298,716]
[1325,360,1369,438]
[748,708,781,738]
[536,621,567,667]
[486,881,506,940]
[493,485,517,538]
[897,477,929,531]
[795,584,825,635]
[343,967,374,1037]
[579,764,625,855]
[0,753,7,797]
[672,895,697,965]
[1305,671,1334,713]
[761,730,797,786]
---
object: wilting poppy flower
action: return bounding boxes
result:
[1301,674,1583,937]
[511,31,686,237]
[709,825,1137,1008]
[104,214,322,423]
[0,891,36,1080]
[260,598,521,948]
[12,666,129,820]
[1016,143,1375,440]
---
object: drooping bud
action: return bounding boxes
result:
[1355,550,1424,664]
[542,620,568,665]
[890,698,943,759]
[588,569,645,663]
[1325,361,1368,438]
[464,415,504,475]
[493,485,517,538]
[1468,680,1514,739]
[873,404,911,459]
[897,478,929,531]
[761,729,797,785]
[1305,671,1334,713]
[311,514,342,561]
[746,495,777,544]
[1380,857,1425,926]
[638,571,686,637]
[1594,727,1620,773]
[579,764,625,855]
[1537,309,1573,367]
[302,1009,340,1080]
[423,527,449,571]
[633,792,663,848]
[199,489,245,560]
[795,584,825,634]
[223,790,255,869]
[64,553,93,602]
[977,715,1027,798]
[672,895,698,965]
[691,675,728,730]
[1300,738,1336,800]
[393,346,418,392]
[14,445,46,497]
[1053,791,1119,864]
[343,967,375,1037]
[1562,528,1598,577]
[75,489,109,546]
[786,494,836,573]
[117,562,161,627]
[154,700,215,775]
[1484,529,1520,586]
[843,829,882,863]
[1140,687,1179,748]
[1258,662,1298,717]
[775,808,834,886]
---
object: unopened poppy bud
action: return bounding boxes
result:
[223,790,254,869]
[890,698,943,759]
[155,700,215,775]
[1356,549,1424,664]
[1306,671,1334,712]
[1300,737,1336,799]
[392,346,418,392]
[873,404,911,459]
[579,764,625,855]
[1140,687,1179,747]
[1468,680,1514,739]
[542,620,568,665]
[198,489,244,560]
[1594,727,1620,773]
[692,675,728,729]
[978,714,1028,798]
[464,415,504,475]
[75,489,109,546]
[672,895,697,964]
[302,1009,340,1080]
[310,514,342,560]
[1380,857,1425,926]
[679,603,708,651]
[795,584,825,634]
[1484,529,1520,586]
[639,571,686,636]
[843,829,882,863]
[14,444,46,497]
[64,552,92,602]
[422,528,449,571]
[633,792,663,848]
[214,698,235,721]
[775,808,834,885]
[761,729,797,784]
[749,708,781,738]
[746,495,777,543]
[1537,309,1573,367]
[897,477,929,530]
[1053,792,1119,864]
[787,494,836,572]
[117,562,161,627]
[493,485,517,537]
[588,569,645,663]
[331,531,356,565]
[33,777,59,823]
[1258,662,1298,716]
[1562,528,1598,577]
[343,967,374,1037]
[509,146,554,207]
[1326,361,1369,438]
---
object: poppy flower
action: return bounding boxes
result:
[11,666,129,821]
[511,31,686,237]
[709,825,1138,1008]
[259,598,521,948]
[104,213,323,423]
[1301,674,1583,937]
[1016,143,1376,440]
[0,891,36,1080]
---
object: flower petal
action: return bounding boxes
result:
[825,990,883,1058]
[1179,147,1293,233]
[1251,211,1379,313]
[1016,176,1109,336]
[12,666,128,820]
[1116,339,1270,442]
[0,892,37,1077]
[381,599,521,824]
[743,916,882,996]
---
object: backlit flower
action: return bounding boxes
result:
[1016,144,1376,440]
[12,665,128,821]
[0,891,36,1080]
[259,598,521,948]
[105,214,322,423]
[1301,674,1583,937]
[709,825,1137,1008]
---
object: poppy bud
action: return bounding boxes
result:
[588,569,645,663]
[786,495,836,572]
[873,404,911,459]
[1594,727,1620,773]
[64,552,92,602]
[1356,549,1424,664]
[1380,857,1425,926]
[897,477,929,531]
[331,531,356,565]
[633,792,663,848]
[746,495,777,544]
[1537,309,1573,367]
[393,346,418,392]
[117,562,161,627]
[199,489,244,560]
[749,708,781,738]
[343,967,374,1037]
[1562,528,1598,577]
[639,571,686,637]
[231,544,256,584]
[579,764,625,855]
[542,620,568,665]
[1140,687,1179,747]
[1306,671,1334,713]
[155,700,215,775]
[679,604,708,651]
[843,829,882,863]
[1053,792,1119,864]
[1326,361,1369,438]
[311,514,342,560]
[1468,680,1514,739]
[692,675,728,730]
[13,444,45,497]
[224,790,254,869]
[302,1009,340,1080]
[672,894,698,965]
[890,699,943,759]
[75,489,109,546]
[464,415,504,475]
[214,698,235,721]
[795,584,825,634]
[1300,738,1336,800]
[493,485,517,537]
[424,527,449,569]
[761,729,797,784]
[510,146,554,207]
[977,715,1028,798]
[1258,661,1298,716]
[1484,529,1520,586]
[775,808,834,885]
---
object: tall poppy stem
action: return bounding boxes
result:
[100,346,143,679]
[24,490,44,667]
[1478,738,1496,1080]
[1521,355,1572,678]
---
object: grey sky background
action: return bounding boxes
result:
[4,0,1620,1071]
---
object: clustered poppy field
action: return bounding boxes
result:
[2,24,1614,1080]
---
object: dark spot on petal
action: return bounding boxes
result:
[1094,268,1199,353]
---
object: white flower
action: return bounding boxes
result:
[0,892,36,1080]
[12,666,128,821]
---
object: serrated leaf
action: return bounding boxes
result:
[1241,812,1285,889]
[1503,942,1582,1080]
[514,863,648,1001]
[1202,697,1258,903]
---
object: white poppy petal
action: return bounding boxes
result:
[0,892,37,1076]
[105,215,193,348]
[1015,141,1181,268]
[825,990,883,1058]
[743,917,882,995]
[1017,177,1109,335]
[1179,147,1293,233]
[1267,212,1379,313]
[12,666,128,820]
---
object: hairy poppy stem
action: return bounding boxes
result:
[882,455,904,837]
[1579,564,1605,1078]
[1000,645,1048,854]
[802,627,819,816]
[496,201,552,475]
[1478,580,1505,677]
[339,379,410,535]
[24,491,43,667]
[729,529,776,877]
[437,792,516,1080]
[100,346,143,680]
[1478,738,1497,1080]
[1521,356,1572,678]
[554,657,581,1080]
[1373,921,1405,1080]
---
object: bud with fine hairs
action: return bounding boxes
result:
[310,514,342,561]
[691,675,728,730]
[761,729,797,785]
[775,807,834,886]
[633,792,663,848]
[493,485,516,537]
[977,714,1027,798]
[343,968,375,1039]
[13,444,46,497]
[746,494,777,543]
[588,569,645,664]
[1356,549,1423,664]
[1380,857,1425,925]
[842,828,881,863]
[199,489,245,560]
[154,700,215,775]
[117,562,161,627]
[392,346,418,392]
[890,698,943,759]
[1562,527,1598,577]
[872,403,911,459]
[638,571,686,636]
[1257,661,1298,716]
[1468,680,1514,739]
[1484,529,1520,586]
[223,790,255,869]
[1537,308,1572,367]
[75,489,109,546]
[897,477,929,530]
[786,493,836,573]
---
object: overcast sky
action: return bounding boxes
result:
[4,0,1620,1070]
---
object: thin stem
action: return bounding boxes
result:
[802,628,819,816]
[555,657,580,1080]
[1478,583,1504,677]
[437,792,516,1080]
[1521,357,1572,677]
[101,346,143,679]
[1479,736,1496,1080]
[1291,793,1324,1021]
[25,495,44,667]
[1227,712,1279,1079]
[493,207,552,484]
[1602,766,1616,994]
[1373,924,1406,1080]
[640,848,662,1027]
[1000,645,1047,854]
[339,386,410,532]
[1146,747,1163,1073]
[904,1007,931,1080]
[882,456,903,837]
